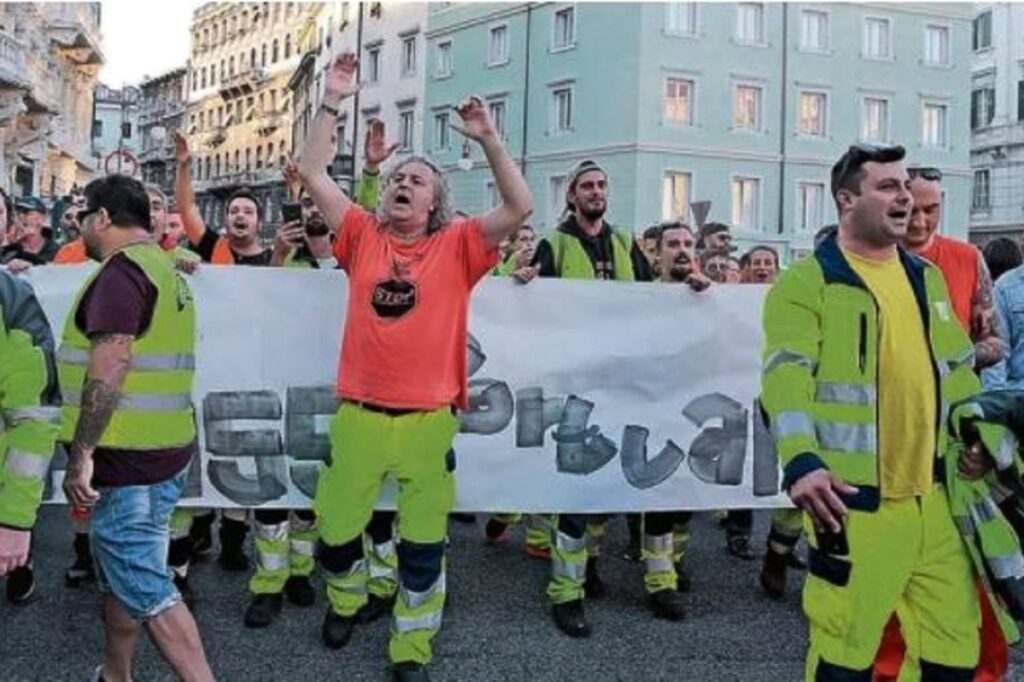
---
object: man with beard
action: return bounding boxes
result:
[641,225,661,278]
[696,222,735,256]
[2,197,60,273]
[740,246,780,284]
[60,205,81,244]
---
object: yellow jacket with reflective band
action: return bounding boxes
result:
[760,233,978,511]
[0,271,60,529]
[58,243,197,450]
[546,229,635,281]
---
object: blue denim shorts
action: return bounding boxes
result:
[90,467,188,620]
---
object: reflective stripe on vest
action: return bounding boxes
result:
[57,347,195,372]
[816,421,876,453]
[4,448,50,479]
[989,552,1024,581]
[971,497,1000,525]
[62,389,192,413]
[991,430,1018,471]
[771,412,815,440]
[815,382,876,406]
[953,514,975,538]
[764,349,817,375]
[3,406,62,425]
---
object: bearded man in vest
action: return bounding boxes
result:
[60,174,214,682]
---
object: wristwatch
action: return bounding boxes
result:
[320,102,340,118]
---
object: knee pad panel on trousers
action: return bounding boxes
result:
[397,539,445,592]
[254,508,289,524]
[919,660,975,682]
[814,659,872,682]
[317,536,364,574]
[557,513,588,539]
[293,508,316,523]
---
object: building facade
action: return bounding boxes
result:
[91,83,141,176]
[424,2,972,261]
[185,1,317,234]
[968,4,1024,245]
[139,68,188,194]
[0,3,103,198]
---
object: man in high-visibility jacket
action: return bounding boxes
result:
[60,173,213,681]
[761,143,1021,680]
[0,270,60,595]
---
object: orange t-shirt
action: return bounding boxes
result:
[53,238,88,264]
[333,206,499,410]
[919,234,979,333]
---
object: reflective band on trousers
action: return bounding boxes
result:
[643,533,673,553]
[815,382,876,406]
[290,539,315,557]
[971,497,999,525]
[393,610,443,634]
[257,550,289,572]
[4,449,50,479]
[645,557,675,574]
[400,573,446,610]
[989,552,1024,581]
[552,558,586,582]
[992,431,1018,470]
[373,540,396,560]
[953,515,975,538]
[3,406,62,425]
[816,421,876,453]
[57,347,196,372]
[324,557,367,580]
[763,349,817,375]
[62,389,192,413]
[555,531,586,554]
[771,412,815,440]
[369,561,396,580]
[255,521,289,542]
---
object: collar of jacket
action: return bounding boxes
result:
[814,230,931,329]
[557,213,615,241]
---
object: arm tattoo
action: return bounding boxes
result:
[972,254,1004,369]
[70,378,121,454]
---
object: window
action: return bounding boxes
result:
[552,85,573,133]
[553,7,575,50]
[799,91,827,136]
[485,180,499,209]
[971,88,995,130]
[733,85,762,131]
[434,112,450,150]
[489,25,509,65]
[798,182,825,232]
[245,147,252,172]
[256,145,263,169]
[800,9,828,51]
[366,46,381,84]
[662,172,691,222]
[861,97,889,142]
[1018,81,1024,122]
[863,17,891,59]
[272,39,279,62]
[736,3,764,44]
[191,70,198,92]
[401,36,417,77]
[731,177,761,230]
[488,100,506,139]
[924,25,949,66]
[436,40,452,78]
[335,120,346,153]
[250,47,257,69]
[973,170,991,210]
[399,109,415,151]
[285,34,292,58]
[229,56,235,76]
[549,175,567,226]
[921,102,947,148]
[261,43,267,67]
[665,2,697,35]
[973,11,992,51]
[201,68,207,89]
[664,77,694,125]
[92,119,103,138]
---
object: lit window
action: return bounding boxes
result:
[733,85,762,131]
[662,172,691,222]
[664,78,693,125]
[799,92,827,137]
[731,177,761,230]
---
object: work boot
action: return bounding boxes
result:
[218,517,250,572]
[760,548,789,599]
[726,533,757,560]
[356,593,395,624]
[675,562,691,593]
[65,533,95,588]
[322,608,356,649]
[5,563,36,605]
[552,598,591,638]
[787,551,807,571]
[484,518,511,545]
[284,575,315,607]
[622,514,642,562]
[646,588,686,621]
[584,556,605,599]
[391,661,430,681]
[189,512,215,559]
[173,573,197,611]
[244,593,283,628]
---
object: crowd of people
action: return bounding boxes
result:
[4,51,1024,682]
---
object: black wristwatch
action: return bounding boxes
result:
[320,102,340,118]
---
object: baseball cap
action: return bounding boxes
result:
[14,196,45,213]
[566,159,607,189]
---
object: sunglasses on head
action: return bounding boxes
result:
[76,206,100,223]
[908,167,942,182]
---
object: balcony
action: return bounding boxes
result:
[218,68,265,99]
[46,3,104,66]
[0,30,29,90]
[256,111,283,136]
[206,125,227,148]
[139,100,186,125]
[197,167,281,193]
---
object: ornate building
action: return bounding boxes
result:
[139,68,188,193]
[186,1,320,233]
[0,3,103,197]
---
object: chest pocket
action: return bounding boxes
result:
[818,288,875,385]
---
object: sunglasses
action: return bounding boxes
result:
[908,167,942,182]
[76,206,100,223]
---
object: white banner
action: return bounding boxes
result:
[28,264,790,513]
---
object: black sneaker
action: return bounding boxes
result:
[584,557,605,599]
[243,593,282,628]
[65,534,95,588]
[646,588,686,621]
[391,661,430,681]
[189,512,215,559]
[6,563,36,605]
[552,598,591,638]
[760,549,789,600]
[356,593,394,624]
[484,518,511,544]
[284,575,315,607]
[173,573,197,611]
[726,534,758,561]
[217,517,250,572]
[322,608,356,649]
[674,562,692,593]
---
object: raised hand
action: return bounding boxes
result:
[173,130,191,164]
[324,52,360,101]
[364,119,400,173]
[282,157,302,199]
[451,95,497,143]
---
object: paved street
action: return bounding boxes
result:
[3,508,1022,681]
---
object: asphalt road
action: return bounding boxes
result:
[2,508,1021,681]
